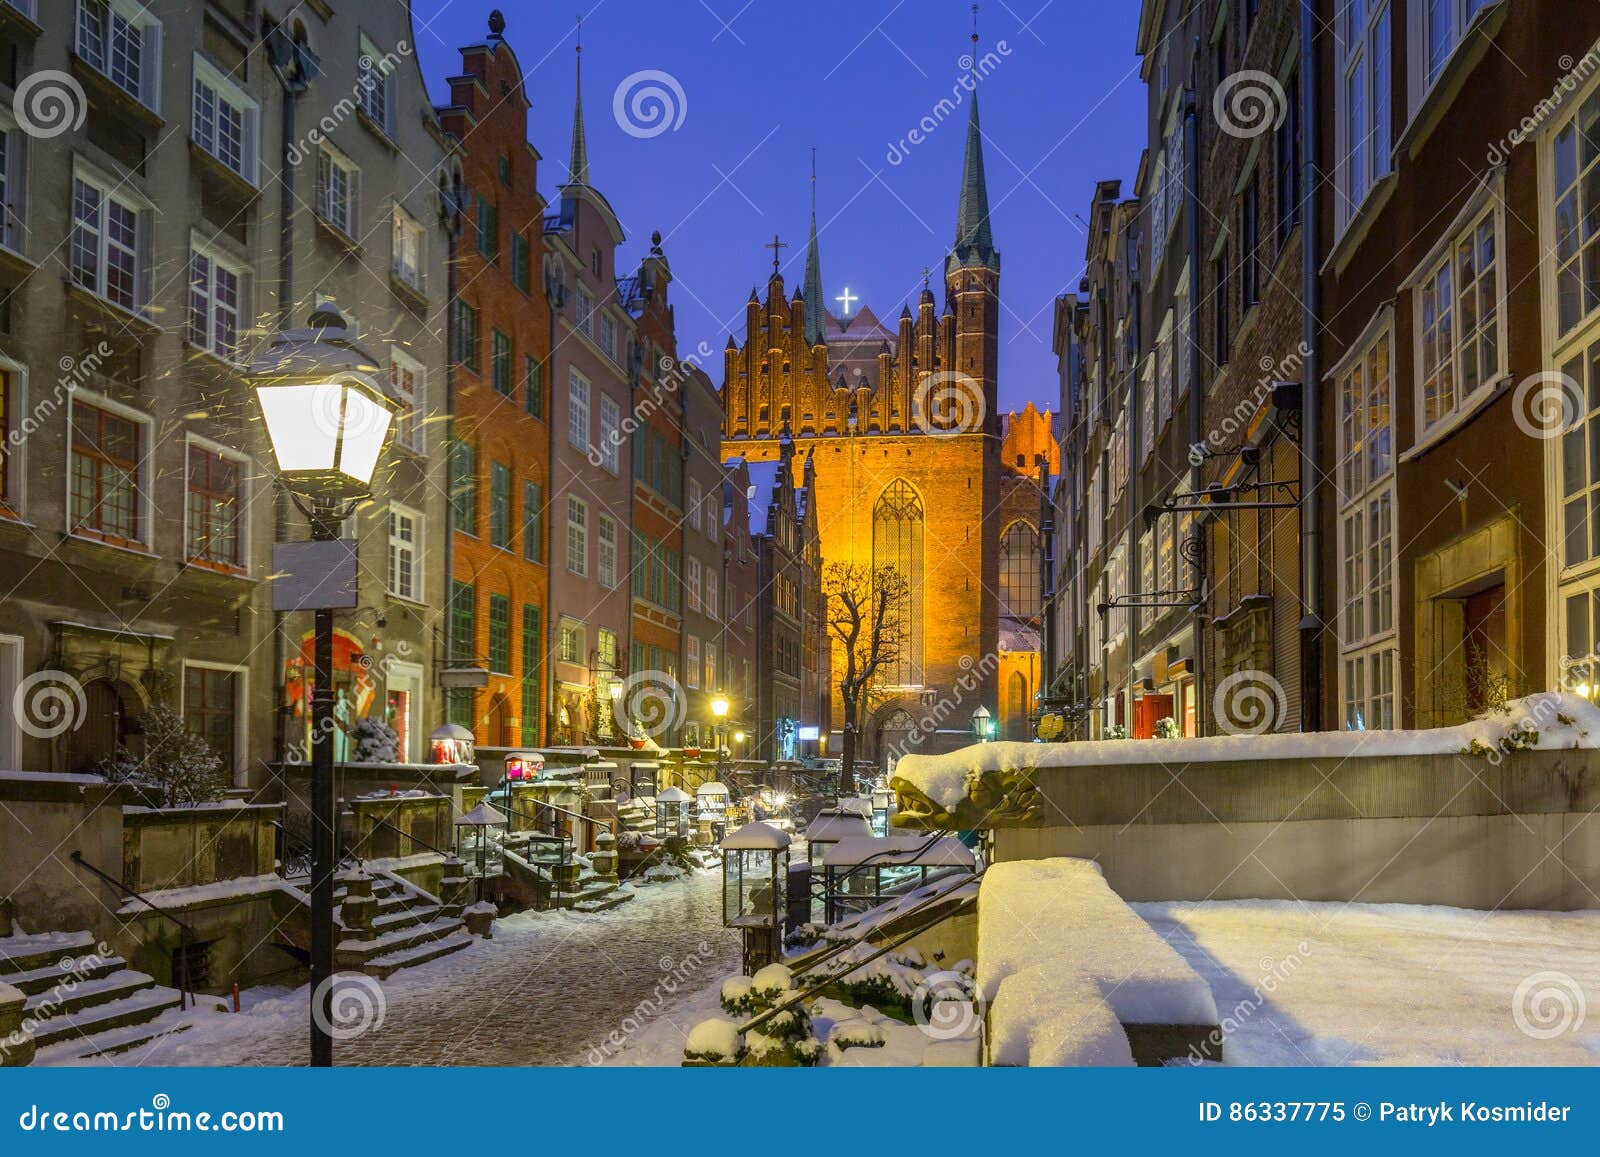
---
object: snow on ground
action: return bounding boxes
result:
[895,691,1600,812]
[45,867,739,1068]
[1137,900,1600,1066]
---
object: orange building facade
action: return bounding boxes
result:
[439,21,551,749]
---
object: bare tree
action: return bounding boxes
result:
[822,561,909,794]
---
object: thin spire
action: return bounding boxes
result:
[569,15,590,185]
[948,5,999,276]
[804,148,826,345]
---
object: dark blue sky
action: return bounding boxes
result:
[409,0,1146,415]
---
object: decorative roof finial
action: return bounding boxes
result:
[488,9,505,40]
[568,14,590,185]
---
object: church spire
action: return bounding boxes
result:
[948,7,999,276]
[568,17,590,185]
[803,148,826,346]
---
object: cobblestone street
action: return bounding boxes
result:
[91,869,738,1068]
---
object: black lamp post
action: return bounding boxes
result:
[250,303,395,1068]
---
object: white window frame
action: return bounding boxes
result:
[1332,311,1399,730]
[686,636,701,689]
[0,634,20,770]
[0,107,28,257]
[1410,0,1496,101]
[179,660,249,783]
[1334,0,1392,235]
[357,35,396,134]
[576,285,594,339]
[316,144,361,239]
[559,618,585,666]
[599,393,621,473]
[686,554,702,613]
[600,311,618,363]
[182,432,249,571]
[386,502,424,602]
[65,388,153,550]
[191,54,259,184]
[1405,187,1506,444]
[389,347,426,455]
[187,237,248,363]
[687,479,703,534]
[565,494,588,576]
[392,205,425,292]
[70,159,152,317]
[597,513,617,589]
[704,569,719,623]
[74,0,162,111]
[567,367,590,451]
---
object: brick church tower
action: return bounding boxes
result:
[721,90,1003,774]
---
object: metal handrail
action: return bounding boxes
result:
[738,872,981,1040]
[787,866,981,986]
[497,807,576,909]
[69,851,195,1010]
[271,819,363,878]
[811,827,965,903]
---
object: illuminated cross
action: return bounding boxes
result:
[835,286,859,316]
[765,233,787,272]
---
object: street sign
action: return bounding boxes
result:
[271,539,359,611]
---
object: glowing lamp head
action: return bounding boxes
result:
[250,304,395,501]
[711,696,730,719]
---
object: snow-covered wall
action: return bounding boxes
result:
[895,695,1600,910]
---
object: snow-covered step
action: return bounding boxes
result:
[23,970,157,1018]
[32,1008,196,1064]
[370,904,442,936]
[3,954,128,996]
[571,891,634,914]
[336,915,468,972]
[363,932,474,979]
[28,986,183,1048]
[0,931,99,976]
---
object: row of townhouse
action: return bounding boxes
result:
[1051,0,1600,737]
[0,3,770,783]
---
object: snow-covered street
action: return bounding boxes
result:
[53,869,739,1068]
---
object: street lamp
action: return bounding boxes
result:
[971,705,995,743]
[250,303,394,1069]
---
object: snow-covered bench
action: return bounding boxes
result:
[978,858,1219,1065]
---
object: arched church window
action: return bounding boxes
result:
[999,521,1040,621]
[873,479,924,687]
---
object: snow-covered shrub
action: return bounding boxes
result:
[1104,723,1129,740]
[707,964,823,1066]
[101,704,227,807]
[683,1018,743,1065]
[349,718,401,763]
[829,1020,886,1051]
[1153,716,1180,739]
[750,962,795,1000]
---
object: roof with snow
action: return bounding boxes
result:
[804,810,872,844]
[723,821,792,851]
[743,459,783,536]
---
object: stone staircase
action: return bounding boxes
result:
[332,869,473,980]
[0,930,197,1063]
[565,832,635,914]
[617,798,656,836]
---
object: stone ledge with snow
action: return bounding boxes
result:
[978,858,1219,1066]
[891,692,1600,831]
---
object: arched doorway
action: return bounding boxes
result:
[878,708,916,775]
[62,678,136,773]
[1006,671,1029,740]
[873,480,924,686]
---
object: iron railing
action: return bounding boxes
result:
[69,851,196,1010]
